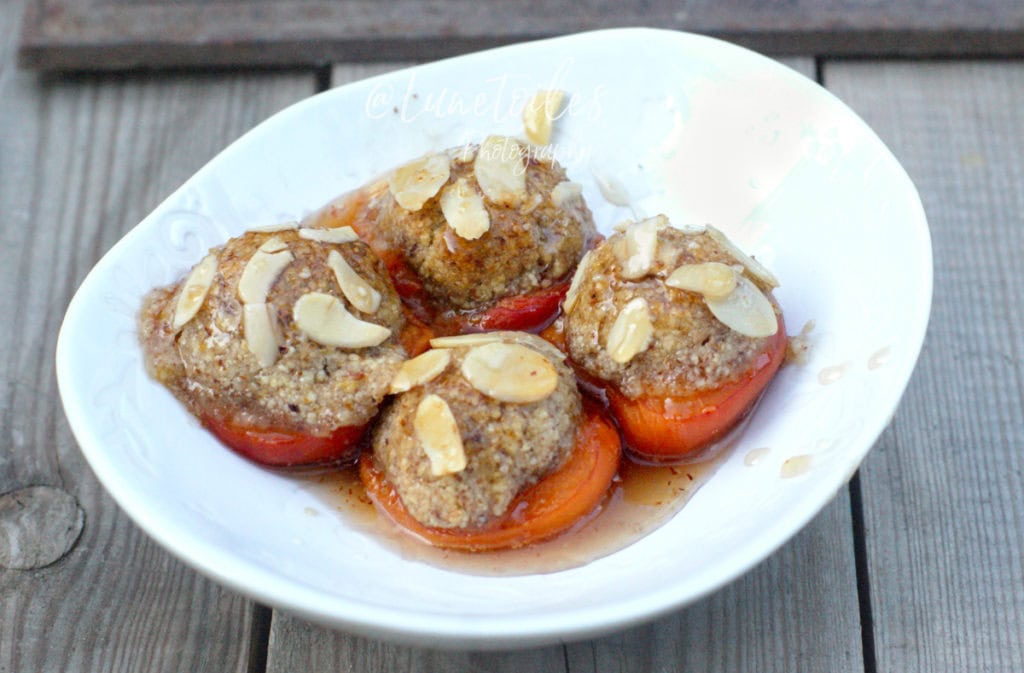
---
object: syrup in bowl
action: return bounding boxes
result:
[299,439,735,576]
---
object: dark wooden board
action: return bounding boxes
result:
[18,0,1024,71]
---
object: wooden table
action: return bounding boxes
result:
[3,0,1023,669]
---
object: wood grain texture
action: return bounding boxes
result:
[0,0,317,663]
[0,486,85,569]
[265,57,863,673]
[823,61,1024,672]
[565,496,862,673]
[18,0,1024,71]
[331,63,417,88]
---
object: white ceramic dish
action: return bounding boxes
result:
[56,28,931,649]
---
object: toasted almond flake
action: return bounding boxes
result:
[461,342,558,403]
[474,136,527,205]
[429,333,505,349]
[172,253,218,330]
[705,225,780,289]
[388,153,451,211]
[243,303,282,367]
[704,275,779,337]
[293,292,390,348]
[617,216,668,280]
[666,262,739,300]
[414,394,466,476]
[258,236,289,253]
[439,178,490,240]
[786,320,815,365]
[562,249,594,313]
[678,223,707,235]
[655,240,681,269]
[298,226,359,244]
[429,331,565,363]
[327,249,381,314]
[606,297,654,364]
[238,248,294,304]
[550,181,583,210]
[389,349,452,394]
[362,177,390,201]
[250,221,299,233]
[450,144,477,164]
[523,89,565,145]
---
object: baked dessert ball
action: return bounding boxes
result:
[360,331,620,550]
[559,215,787,461]
[139,225,407,466]
[370,137,596,318]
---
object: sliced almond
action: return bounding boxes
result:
[439,178,490,240]
[705,225,780,289]
[474,136,527,205]
[550,181,583,210]
[450,144,477,164]
[327,249,381,314]
[523,89,565,145]
[461,342,558,404]
[172,253,218,330]
[606,297,654,364]
[250,221,299,233]
[389,349,452,394]
[429,330,563,361]
[243,303,282,367]
[414,394,467,476]
[258,236,289,253]
[666,262,739,300]
[238,247,294,304]
[293,292,390,348]
[298,226,359,244]
[678,223,707,235]
[388,153,451,211]
[656,240,681,269]
[704,275,779,337]
[429,332,505,349]
[562,249,594,313]
[617,216,668,280]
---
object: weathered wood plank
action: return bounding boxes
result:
[566,497,862,672]
[823,61,1024,672]
[0,0,317,665]
[267,58,863,673]
[331,63,416,87]
[267,619,569,672]
[18,0,1024,71]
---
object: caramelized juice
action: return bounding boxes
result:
[301,441,733,576]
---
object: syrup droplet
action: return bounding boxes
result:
[744,447,770,466]
[868,347,891,370]
[780,455,813,479]
[818,363,847,385]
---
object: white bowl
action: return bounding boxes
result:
[56,28,931,649]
